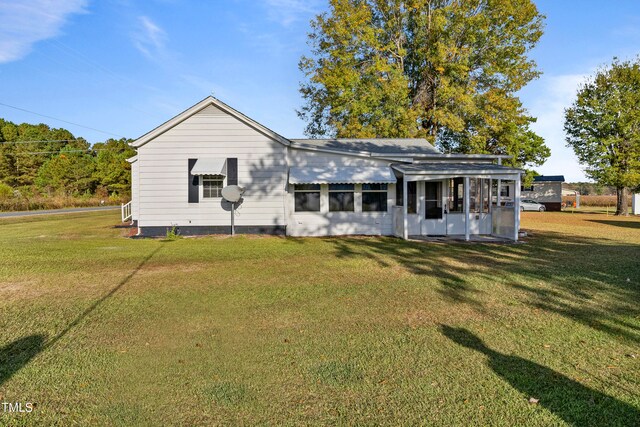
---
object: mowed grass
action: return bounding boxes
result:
[0,210,639,426]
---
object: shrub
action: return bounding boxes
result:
[165,225,180,240]
[0,183,13,200]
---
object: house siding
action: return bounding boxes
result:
[136,106,287,230]
[286,148,396,236]
[131,159,139,221]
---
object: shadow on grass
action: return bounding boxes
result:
[0,244,163,387]
[325,229,640,344]
[588,220,640,229]
[441,325,640,425]
[0,335,46,387]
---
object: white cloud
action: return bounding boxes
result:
[263,0,321,27]
[132,16,167,60]
[524,73,593,182]
[0,0,87,63]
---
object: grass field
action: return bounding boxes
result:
[0,210,639,425]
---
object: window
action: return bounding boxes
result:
[425,181,442,219]
[521,185,534,192]
[294,184,320,212]
[329,184,354,212]
[362,183,388,212]
[448,178,464,212]
[203,174,224,198]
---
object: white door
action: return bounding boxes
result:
[422,180,446,235]
[445,178,465,235]
[406,181,421,235]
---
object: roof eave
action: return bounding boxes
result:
[391,165,524,175]
[393,153,513,159]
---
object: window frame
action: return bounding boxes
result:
[328,183,355,212]
[202,174,225,199]
[293,184,321,212]
[361,183,388,212]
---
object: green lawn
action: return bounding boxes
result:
[0,210,639,425]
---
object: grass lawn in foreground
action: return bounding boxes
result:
[0,210,639,425]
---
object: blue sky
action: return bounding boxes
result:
[1,0,639,181]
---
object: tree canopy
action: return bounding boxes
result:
[299,0,549,168]
[0,119,134,199]
[564,57,640,215]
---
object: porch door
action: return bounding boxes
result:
[406,181,421,235]
[446,178,466,235]
[422,181,446,235]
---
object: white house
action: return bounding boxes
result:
[125,97,523,241]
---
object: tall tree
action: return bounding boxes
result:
[36,147,97,196]
[92,138,136,195]
[299,0,549,168]
[564,58,640,216]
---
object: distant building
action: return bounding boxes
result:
[521,175,565,211]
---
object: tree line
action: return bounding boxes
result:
[0,119,135,203]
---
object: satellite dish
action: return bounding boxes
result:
[221,185,245,203]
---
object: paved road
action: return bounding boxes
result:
[0,206,119,218]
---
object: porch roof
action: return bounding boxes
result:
[392,162,522,177]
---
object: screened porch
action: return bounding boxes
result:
[391,163,523,241]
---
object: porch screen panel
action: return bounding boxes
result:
[482,179,490,212]
[425,181,442,219]
[448,178,464,212]
[407,181,417,214]
[469,178,479,212]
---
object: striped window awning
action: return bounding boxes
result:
[289,167,396,184]
[191,159,226,176]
